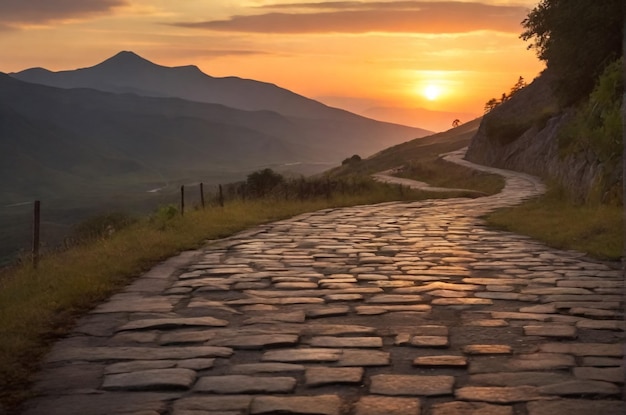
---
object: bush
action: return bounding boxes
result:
[342,154,362,165]
[71,212,137,243]
[246,168,285,198]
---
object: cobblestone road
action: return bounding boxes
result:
[21,149,625,415]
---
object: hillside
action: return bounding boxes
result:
[0,64,428,262]
[465,66,622,204]
[11,51,431,130]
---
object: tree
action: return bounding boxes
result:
[509,76,527,97]
[342,154,362,165]
[452,119,461,128]
[520,0,623,105]
[246,168,284,197]
[484,98,499,114]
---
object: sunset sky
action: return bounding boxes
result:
[0,1,545,131]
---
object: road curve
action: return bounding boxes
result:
[21,149,624,415]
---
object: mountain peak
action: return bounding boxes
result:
[96,51,156,69]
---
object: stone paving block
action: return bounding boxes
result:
[243,311,306,325]
[518,304,557,313]
[366,294,424,304]
[355,305,431,314]
[521,287,593,295]
[553,301,621,310]
[305,367,364,386]
[464,319,509,327]
[325,293,364,301]
[581,357,623,367]
[177,358,215,370]
[469,353,576,374]
[430,401,513,415]
[538,380,621,396]
[490,312,551,321]
[523,325,577,338]
[468,372,574,387]
[250,395,342,415]
[309,336,383,348]
[568,307,621,318]
[463,345,512,355]
[274,282,319,289]
[173,395,253,413]
[262,348,342,363]
[539,343,624,357]
[370,374,454,396]
[433,298,493,305]
[412,355,468,367]
[338,349,390,366]
[207,334,299,349]
[353,396,420,415]
[306,306,350,318]
[486,285,515,292]
[576,320,625,330]
[454,386,545,403]
[301,324,377,336]
[410,336,449,348]
[105,360,176,375]
[231,363,306,374]
[428,289,469,298]
[526,399,626,415]
[194,375,296,394]
[102,368,196,391]
[46,346,233,362]
[159,331,217,345]
[476,292,538,301]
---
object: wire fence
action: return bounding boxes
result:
[1,173,400,269]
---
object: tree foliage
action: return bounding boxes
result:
[484,76,527,113]
[342,154,362,165]
[246,168,284,197]
[520,0,623,105]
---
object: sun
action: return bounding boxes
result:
[422,84,442,101]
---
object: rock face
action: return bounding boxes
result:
[465,71,618,202]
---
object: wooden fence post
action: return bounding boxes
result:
[180,185,185,216]
[200,182,205,209]
[32,200,40,269]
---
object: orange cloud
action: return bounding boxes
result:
[0,0,127,29]
[172,1,528,34]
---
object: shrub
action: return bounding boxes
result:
[71,212,137,243]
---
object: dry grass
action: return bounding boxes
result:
[486,187,623,260]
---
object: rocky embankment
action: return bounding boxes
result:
[465,72,620,202]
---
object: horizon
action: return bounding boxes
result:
[0,0,545,132]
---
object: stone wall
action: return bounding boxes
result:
[465,72,618,202]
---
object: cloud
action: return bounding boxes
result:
[172,1,528,34]
[0,0,127,28]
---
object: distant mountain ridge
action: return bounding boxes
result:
[12,51,411,123]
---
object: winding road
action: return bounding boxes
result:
[21,149,624,415]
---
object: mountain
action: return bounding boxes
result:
[0,70,428,260]
[12,51,426,124]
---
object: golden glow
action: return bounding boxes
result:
[0,0,546,131]
[422,84,442,101]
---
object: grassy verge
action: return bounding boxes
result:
[394,158,505,195]
[0,181,454,410]
[485,186,623,261]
